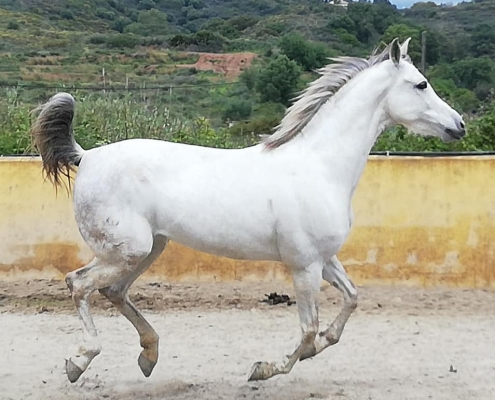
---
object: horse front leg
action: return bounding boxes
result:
[248,262,322,381]
[301,255,358,360]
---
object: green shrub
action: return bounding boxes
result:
[222,99,252,122]
[106,34,140,49]
[7,21,19,30]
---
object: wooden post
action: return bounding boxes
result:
[102,67,106,94]
[421,31,427,73]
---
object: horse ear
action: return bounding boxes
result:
[389,38,401,67]
[400,37,412,57]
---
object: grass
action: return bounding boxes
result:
[0,89,259,155]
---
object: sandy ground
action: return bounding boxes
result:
[1,279,495,400]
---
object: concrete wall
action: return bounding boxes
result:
[0,156,494,288]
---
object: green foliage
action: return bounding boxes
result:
[279,33,329,71]
[1,0,495,155]
[105,33,140,49]
[255,54,301,105]
[222,99,252,121]
[169,30,226,51]
[88,33,107,45]
[0,90,32,155]
[124,9,169,36]
[471,24,495,58]
[60,10,74,20]
[183,0,204,9]
[111,16,133,33]
[346,0,400,44]
[451,57,495,92]
[462,106,495,150]
[239,66,258,91]
[137,0,156,11]
[201,15,259,39]
[429,58,494,102]
[96,8,115,21]
[226,113,281,139]
[7,21,19,30]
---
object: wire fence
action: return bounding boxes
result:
[0,80,242,91]
[0,79,247,126]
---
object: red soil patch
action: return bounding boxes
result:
[179,52,257,80]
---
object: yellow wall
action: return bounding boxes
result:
[0,156,494,288]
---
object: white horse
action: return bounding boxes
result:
[30,38,465,383]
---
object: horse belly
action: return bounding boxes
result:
[154,202,281,262]
[165,224,280,261]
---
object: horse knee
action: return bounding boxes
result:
[65,265,97,301]
[65,270,86,300]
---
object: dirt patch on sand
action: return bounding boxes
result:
[1,278,493,317]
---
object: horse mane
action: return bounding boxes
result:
[263,41,399,149]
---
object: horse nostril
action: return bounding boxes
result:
[460,121,465,130]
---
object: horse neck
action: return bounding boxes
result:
[290,68,392,197]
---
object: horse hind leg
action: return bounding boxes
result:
[99,234,168,378]
[64,216,156,383]
[65,257,143,382]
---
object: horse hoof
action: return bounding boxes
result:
[248,361,272,381]
[138,353,157,377]
[65,358,84,383]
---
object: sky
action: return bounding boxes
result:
[390,0,467,8]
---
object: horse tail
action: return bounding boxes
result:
[30,92,85,188]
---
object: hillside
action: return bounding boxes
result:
[0,0,492,86]
[0,0,494,154]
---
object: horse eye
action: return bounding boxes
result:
[415,81,428,90]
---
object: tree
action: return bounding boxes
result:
[346,2,376,44]
[471,24,495,58]
[279,34,328,71]
[255,55,301,105]
[326,13,355,32]
[239,66,258,91]
[346,1,399,44]
[230,15,258,31]
[111,16,132,33]
[451,57,495,91]
[451,88,479,113]
[138,9,169,35]
[222,99,252,121]
[185,0,205,9]
[137,0,156,10]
